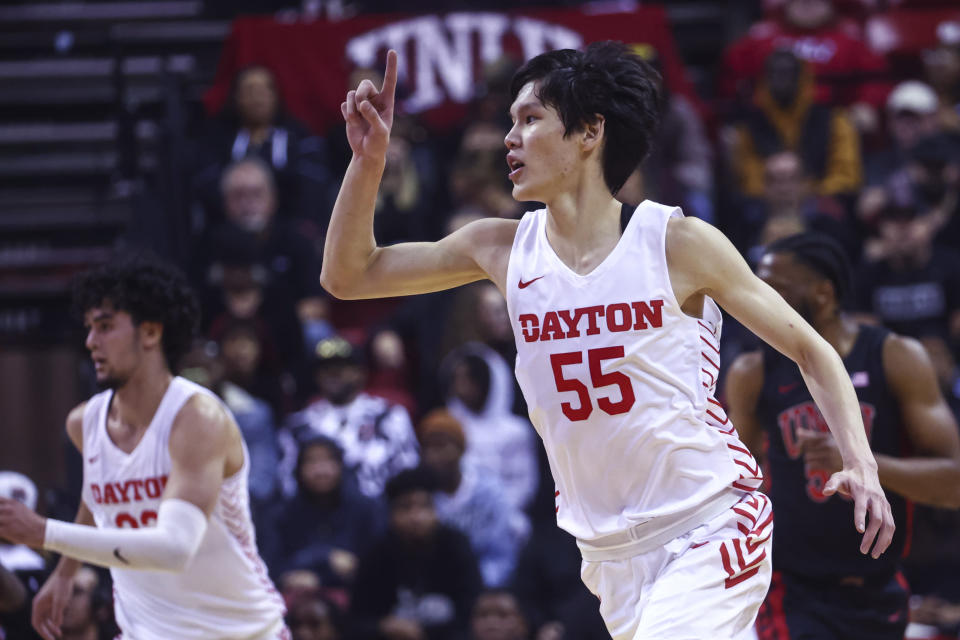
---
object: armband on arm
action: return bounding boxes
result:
[43,499,207,572]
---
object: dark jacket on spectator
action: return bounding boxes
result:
[349,525,482,640]
[263,473,384,586]
[734,63,862,197]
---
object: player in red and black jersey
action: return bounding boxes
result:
[725,232,960,640]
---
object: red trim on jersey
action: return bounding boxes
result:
[901,499,914,558]
[700,335,720,354]
[756,571,791,640]
[701,368,716,387]
[701,352,720,371]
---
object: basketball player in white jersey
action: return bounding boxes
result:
[319,43,894,639]
[0,257,287,640]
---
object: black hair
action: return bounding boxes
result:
[455,353,491,403]
[509,41,662,196]
[765,232,852,307]
[384,467,437,505]
[71,254,200,372]
[220,64,290,129]
[296,435,344,476]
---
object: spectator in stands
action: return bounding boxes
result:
[924,20,960,133]
[0,471,47,640]
[193,64,331,225]
[350,468,482,640]
[731,48,862,200]
[860,134,960,249]
[442,343,538,516]
[619,46,714,223]
[853,193,960,374]
[372,115,443,246]
[214,314,290,421]
[179,340,280,511]
[511,524,609,640]
[59,566,107,640]
[418,409,525,588]
[287,590,343,640]
[720,0,889,125]
[469,589,529,640]
[279,336,419,499]
[261,435,384,591]
[737,151,857,263]
[198,158,332,367]
[863,81,943,188]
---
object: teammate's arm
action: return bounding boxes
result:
[38,395,234,573]
[725,351,766,464]
[320,49,514,299]
[667,216,895,557]
[877,335,960,508]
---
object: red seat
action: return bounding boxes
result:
[865,8,960,56]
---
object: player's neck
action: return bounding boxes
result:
[817,314,859,359]
[112,362,174,431]
[544,181,621,275]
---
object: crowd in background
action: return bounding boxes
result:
[3,0,960,638]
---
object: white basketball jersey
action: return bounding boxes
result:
[505,202,763,543]
[80,377,285,640]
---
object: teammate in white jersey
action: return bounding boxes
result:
[0,257,287,640]
[319,43,895,639]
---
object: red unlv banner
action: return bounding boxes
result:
[205,6,701,134]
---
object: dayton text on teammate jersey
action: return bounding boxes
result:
[517,300,665,343]
[89,475,169,505]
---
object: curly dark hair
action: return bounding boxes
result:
[71,254,200,371]
[510,41,662,196]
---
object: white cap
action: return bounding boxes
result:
[0,471,38,511]
[886,80,938,115]
[937,20,960,47]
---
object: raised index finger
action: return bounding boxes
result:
[381,49,398,102]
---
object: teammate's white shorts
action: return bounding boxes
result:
[580,491,773,640]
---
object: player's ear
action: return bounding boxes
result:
[581,114,605,152]
[139,321,164,350]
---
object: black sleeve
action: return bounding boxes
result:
[348,540,394,640]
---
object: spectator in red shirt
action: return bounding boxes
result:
[721,0,890,129]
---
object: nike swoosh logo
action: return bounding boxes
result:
[87,455,99,464]
[113,548,130,564]
[518,275,544,289]
[778,383,800,394]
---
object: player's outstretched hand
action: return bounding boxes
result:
[341,49,398,161]
[0,497,45,548]
[823,465,895,559]
[32,572,74,640]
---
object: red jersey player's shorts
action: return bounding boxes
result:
[579,491,773,640]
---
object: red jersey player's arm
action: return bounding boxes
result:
[876,334,960,508]
[666,215,895,558]
[724,351,766,465]
[320,50,515,299]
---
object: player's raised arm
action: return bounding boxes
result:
[321,49,514,299]
[666,216,895,558]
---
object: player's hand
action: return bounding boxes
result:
[0,497,46,548]
[823,464,895,559]
[796,428,843,474]
[342,49,398,161]
[32,572,74,640]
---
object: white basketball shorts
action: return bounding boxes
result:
[580,491,773,640]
